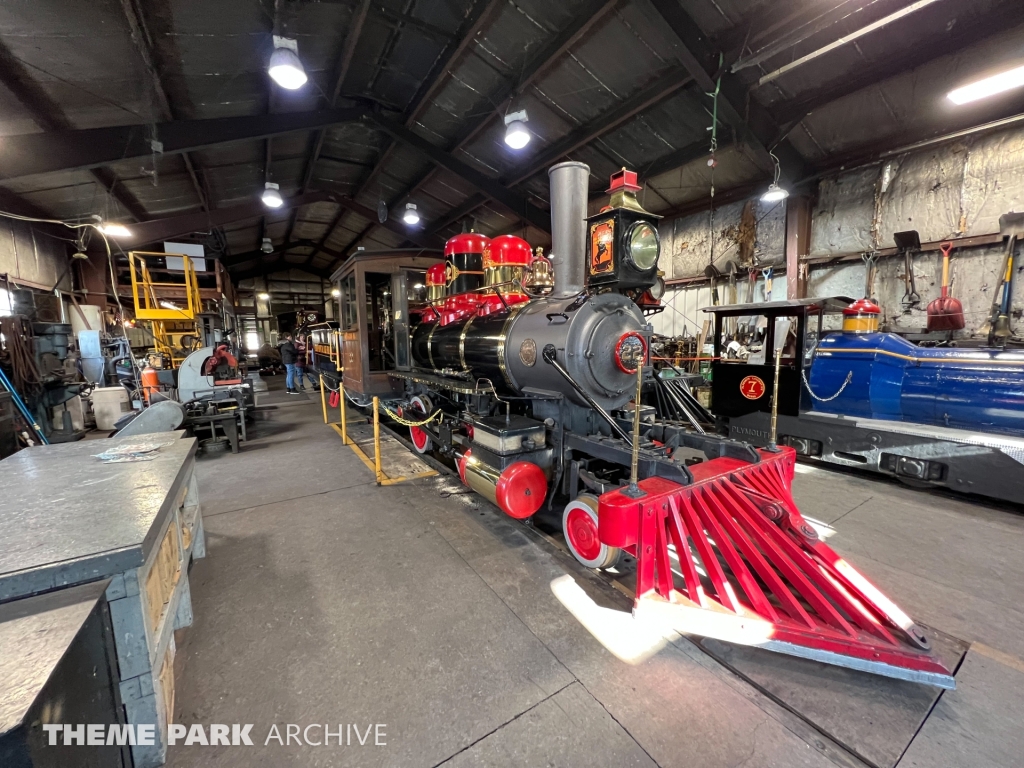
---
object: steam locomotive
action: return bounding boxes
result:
[321,163,954,687]
[396,164,684,544]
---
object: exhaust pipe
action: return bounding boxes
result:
[548,161,590,297]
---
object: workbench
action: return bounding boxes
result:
[0,432,205,768]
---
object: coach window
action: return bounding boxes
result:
[341,275,357,330]
[365,272,393,371]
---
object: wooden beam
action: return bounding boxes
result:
[770,1,1024,125]
[351,0,504,221]
[129,191,334,246]
[647,0,807,185]
[362,0,618,247]
[0,108,366,182]
[0,38,149,220]
[367,113,551,232]
[785,195,811,300]
[119,0,208,211]
[286,0,372,245]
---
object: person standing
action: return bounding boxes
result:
[278,331,301,395]
[294,334,319,392]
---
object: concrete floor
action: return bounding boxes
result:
[168,378,1024,768]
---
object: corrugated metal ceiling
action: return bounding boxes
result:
[0,0,1019,281]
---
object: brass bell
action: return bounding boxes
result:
[524,247,555,296]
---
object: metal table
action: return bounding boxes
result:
[0,580,130,767]
[0,432,205,768]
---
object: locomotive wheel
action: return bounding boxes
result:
[563,494,620,570]
[407,395,432,454]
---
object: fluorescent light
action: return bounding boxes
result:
[504,109,531,149]
[262,182,283,208]
[257,292,270,300]
[948,64,1024,105]
[99,222,132,238]
[761,183,789,203]
[403,203,420,225]
[159,301,180,311]
[268,37,307,90]
[331,288,341,297]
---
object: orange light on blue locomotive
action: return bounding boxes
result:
[842,298,881,333]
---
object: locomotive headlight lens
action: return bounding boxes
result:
[627,222,659,271]
[649,275,666,301]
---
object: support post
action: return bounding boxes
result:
[785,196,812,300]
[768,348,782,452]
[372,396,382,486]
[340,378,349,445]
[319,374,328,424]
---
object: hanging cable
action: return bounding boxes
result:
[705,54,724,271]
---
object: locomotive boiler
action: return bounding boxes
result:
[324,162,955,688]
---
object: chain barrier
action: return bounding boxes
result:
[801,368,853,402]
[380,405,443,428]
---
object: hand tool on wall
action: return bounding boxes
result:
[894,230,922,310]
[926,241,965,331]
[762,266,773,301]
[862,251,879,301]
[990,213,1024,344]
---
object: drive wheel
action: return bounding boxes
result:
[563,494,620,570]
[407,395,432,454]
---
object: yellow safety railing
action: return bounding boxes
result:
[320,373,437,487]
[129,251,202,321]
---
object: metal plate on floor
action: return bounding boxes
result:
[696,627,969,768]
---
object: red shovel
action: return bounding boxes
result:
[927,241,965,331]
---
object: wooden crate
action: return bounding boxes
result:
[145,519,182,633]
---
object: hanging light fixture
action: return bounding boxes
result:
[761,151,789,203]
[262,182,283,208]
[99,222,132,238]
[261,237,274,253]
[331,288,341,297]
[403,203,420,225]
[268,36,308,90]
[504,109,531,149]
[257,292,270,301]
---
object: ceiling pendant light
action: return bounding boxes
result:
[761,183,789,203]
[268,36,308,90]
[504,109,531,150]
[262,182,283,208]
[403,203,420,225]
[761,151,789,203]
[948,63,1024,105]
[261,237,274,253]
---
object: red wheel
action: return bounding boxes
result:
[408,395,432,454]
[563,495,621,569]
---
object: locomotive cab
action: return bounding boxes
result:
[704,297,854,421]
